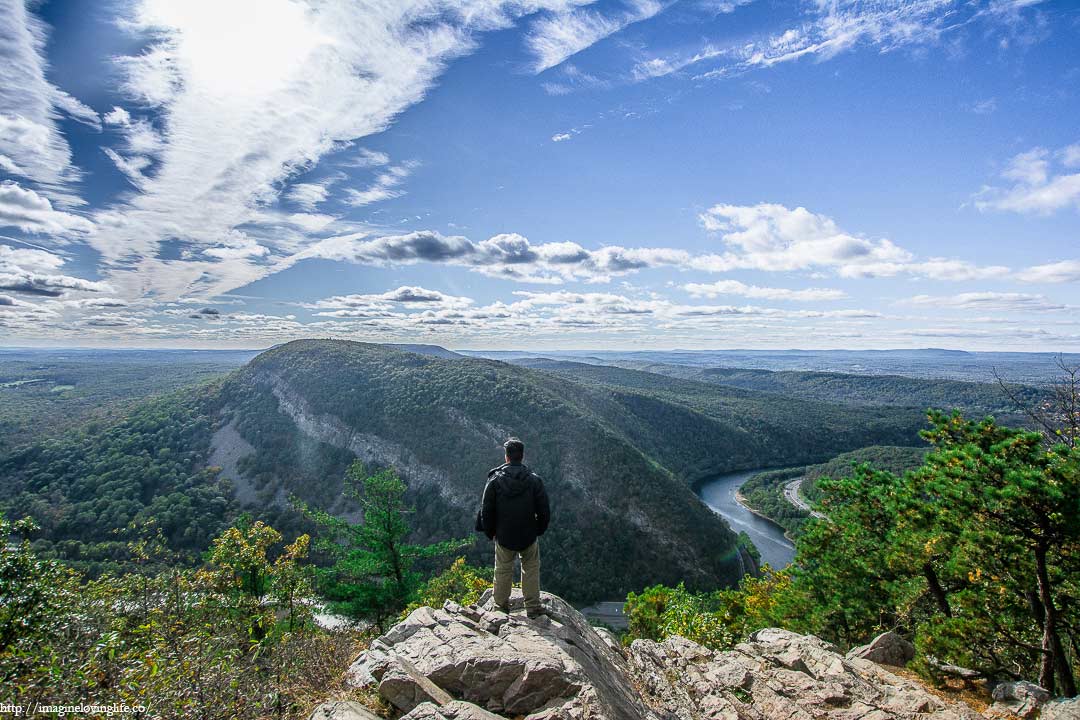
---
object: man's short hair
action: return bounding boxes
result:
[503,437,524,462]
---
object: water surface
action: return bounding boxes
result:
[699,469,796,569]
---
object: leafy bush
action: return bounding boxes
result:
[405,557,490,615]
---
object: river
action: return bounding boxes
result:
[698,469,796,569]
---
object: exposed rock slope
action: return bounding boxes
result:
[336,589,988,720]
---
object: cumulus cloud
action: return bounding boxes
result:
[0,180,95,235]
[527,0,664,74]
[696,203,1017,281]
[307,285,475,317]
[697,203,911,275]
[975,142,1080,214]
[292,229,699,284]
[0,242,112,298]
[682,279,846,302]
[103,106,132,126]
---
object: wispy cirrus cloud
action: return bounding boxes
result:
[527,0,665,74]
[906,292,1071,313]
[0,0,99,206]
[83,0,601,304]
[629,0,1044,82]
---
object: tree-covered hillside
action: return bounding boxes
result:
[1,340,932,602]
[739,445,930,535]
[510,358,927,485]
[579,359,1043,422]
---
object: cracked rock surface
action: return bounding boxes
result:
[340,590,991,720]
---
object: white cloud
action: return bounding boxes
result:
[1062,144,1080,169]
[102,148,152,188]
[907,292,1069,313]
[103,106,132,126]
[343,148,391,168]
[0,180,95,235]
[286,183,330,211]
[308,285,475,316]
[527,0,664,74]
[551,132,573,142]
[0,0,91,204]
[344,162,416,207]
[630,0,1043,82]
[1017,260,1080,284]
[697,203,912,275]
[88,0,592,303]
[976,142,1080,214]
[682,279,847,301]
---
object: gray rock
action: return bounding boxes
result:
[846,630,916,667]
[986,680,1051,719]
[1041,697,1080,720]
[402,700,508,720]
[339,590,989,720]
[307,700,382,720]
[347,589,658,719]
[630,627,985,719]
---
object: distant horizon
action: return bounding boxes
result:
[3,341,1080,358]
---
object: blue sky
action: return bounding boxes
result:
[1,0,1079,350]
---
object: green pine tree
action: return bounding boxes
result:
[300,461,471,631]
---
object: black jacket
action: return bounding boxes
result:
[479,462,550,551]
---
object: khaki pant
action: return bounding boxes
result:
[493,540,541,610]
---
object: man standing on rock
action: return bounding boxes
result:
[479,437,551,618]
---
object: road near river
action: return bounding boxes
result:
[698,469,796,569]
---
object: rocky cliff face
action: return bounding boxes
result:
[317,590,1011,720]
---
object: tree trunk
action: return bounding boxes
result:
[1034,543,1077,696]
[923,562,952,617]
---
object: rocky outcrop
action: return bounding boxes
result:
[334,589,991,720]
[846,630,916,667]
[985,681,1051,719]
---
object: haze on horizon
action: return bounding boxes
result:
[1,0,1079,352]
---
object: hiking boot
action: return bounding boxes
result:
[526,606,547,619]
[494,603,511,615]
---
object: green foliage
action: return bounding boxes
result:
[0,355,243,452]
[789,412,1080,695]
[220,340,928,601]
[0,389,233,576]
[627,413,1080,697]
[739,446,929,536]
[0,515,361,720]
[300,461,471,631]
[624,569,795,650]
[405,557,490,615]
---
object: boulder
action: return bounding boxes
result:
[985,681,1051,719]
[846,630,916,667]
[341,590,989,720]
[347,589,659,719]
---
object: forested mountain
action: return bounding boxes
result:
[539,358,1044,421]
[0,340,931,602]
